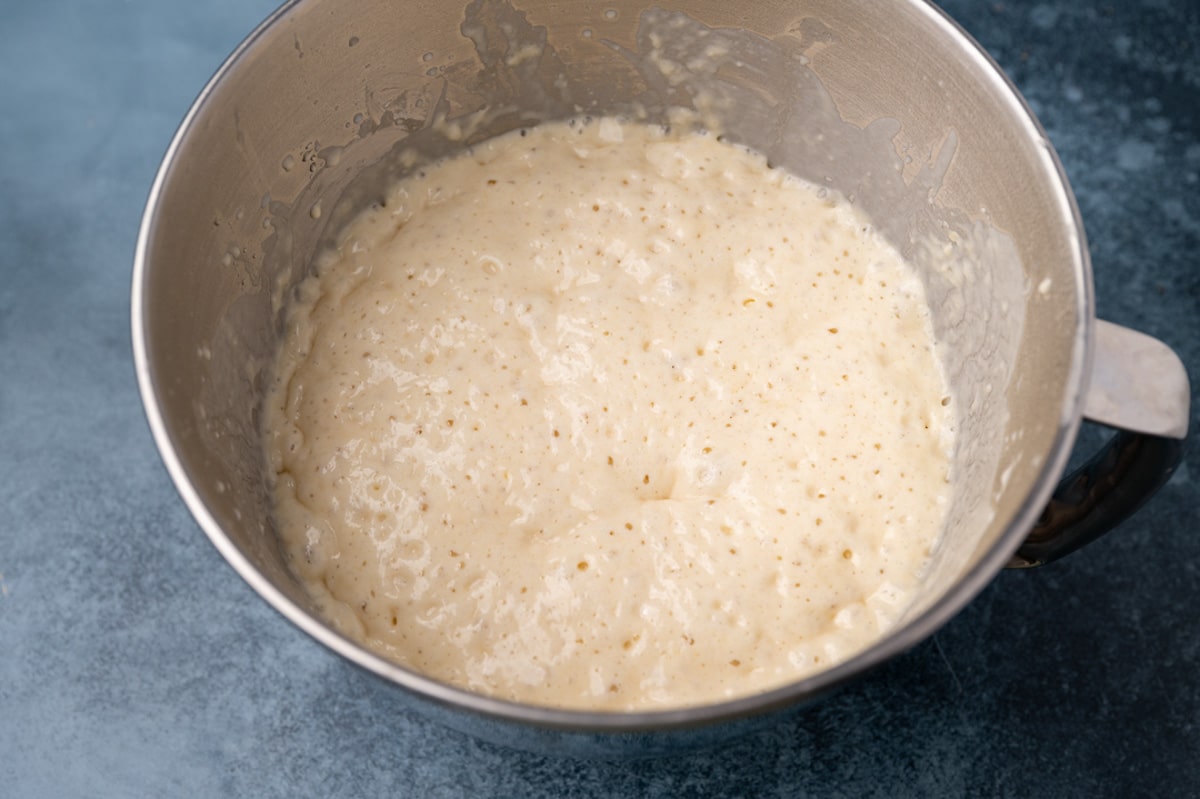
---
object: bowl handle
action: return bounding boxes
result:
[1008,320,1190,568]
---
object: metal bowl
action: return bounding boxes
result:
[132,0,1188,754]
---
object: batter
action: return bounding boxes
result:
[264,117,955,710]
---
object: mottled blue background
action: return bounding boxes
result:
[1,0,1196,795]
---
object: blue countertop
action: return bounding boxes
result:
[2,0,1197,795]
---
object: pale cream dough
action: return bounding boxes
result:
[264,116,955,710]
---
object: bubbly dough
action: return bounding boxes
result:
[265,117,955,710]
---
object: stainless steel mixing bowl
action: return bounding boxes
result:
[132,0,1189,753]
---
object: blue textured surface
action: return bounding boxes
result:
[1,0,1197,795]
